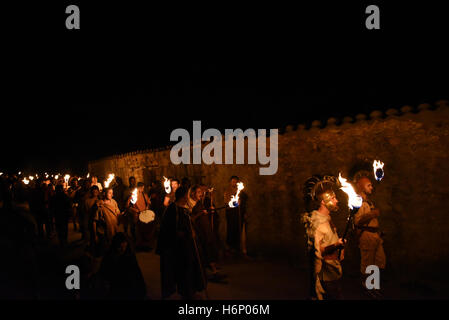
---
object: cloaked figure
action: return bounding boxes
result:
[156,187,206,300]
[98,232,147,300]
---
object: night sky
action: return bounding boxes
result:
[2,2,448,173]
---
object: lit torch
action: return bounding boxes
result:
[55,174,59,180]
[338,173,363,258]
[23,178,30,185]
[29,176,34,181]
[64,174,70,189]
[130,188,138,205]
[104,173,115,188]
[228,182,244,208]
[87,173,90,179]
[373,160,385,182]
[163,176,171,194]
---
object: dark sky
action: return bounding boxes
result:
[2,2,448,173]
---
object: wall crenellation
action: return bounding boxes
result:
[91,100,448,163]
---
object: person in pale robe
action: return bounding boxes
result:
[92,188,121,255]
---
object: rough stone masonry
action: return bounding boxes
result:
[89,100,449,290]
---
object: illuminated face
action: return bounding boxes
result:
[171,181,179,192]
[106,189,113,200]
[358,177,373,195]
[320,191,339,212]
[92,189,100,197]
[194,188,204,201]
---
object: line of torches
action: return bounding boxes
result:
[9,159,383,212]
[13,172,92,187]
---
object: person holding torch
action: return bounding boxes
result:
[303,176,345,300]
[353,171,386,298]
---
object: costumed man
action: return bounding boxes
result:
[156,186,206,299]
[224,176,248,257]
[201,184,223,262]
[188,185,225,283]
[302,176,345,300]
[353,171,386,298]
[126,182,154,251]
[163,178,179,208]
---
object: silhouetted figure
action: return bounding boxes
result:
[156,187,206,299]
[50,185,71,247]
[98,232,147,300]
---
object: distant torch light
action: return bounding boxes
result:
[373,160,385,181]
[163,176,171,194]
[130,188,138,205]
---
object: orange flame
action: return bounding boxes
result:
[338,173,362,210]
[163,176,171,194]
[229,182,244,208]
[373,160,385,181]
[104,173,115,188]
[130,188,138,205]
[23,178,30,185]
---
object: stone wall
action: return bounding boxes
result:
[89,100,449,289]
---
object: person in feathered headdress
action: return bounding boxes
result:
[302,175,345,300]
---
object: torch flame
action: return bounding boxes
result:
[163,176,171,194]
[64,174,70,183]
[338,173,362,210]
[228,182,244,208]
[130,188,138,205]
[87,173,90,178]
[23,178,30,185]
[104,173,115,188]
[29,176,34,181]
[373,160,385,181]
[55,175,59,180]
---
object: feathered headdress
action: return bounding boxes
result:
[303,175,339,202]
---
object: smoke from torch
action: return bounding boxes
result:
[163,176,171,194]
[338,173,362,210]
[229,182,244,208]
[130,188,138,205]
[373,160,385,181]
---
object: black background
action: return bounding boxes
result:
[2,1,448,173]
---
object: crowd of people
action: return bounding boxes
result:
[0,172,249,299]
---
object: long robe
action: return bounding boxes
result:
[192,201,218,264]
[156,202,205,299]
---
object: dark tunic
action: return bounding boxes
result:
[224,189,248,252]
[192,200,218,264]
[156,203,205,299]
[99,238,147,300]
